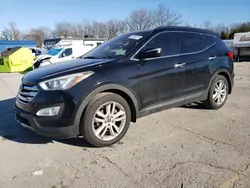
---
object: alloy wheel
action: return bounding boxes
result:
[213,80,227,105]
[92,101,126,141]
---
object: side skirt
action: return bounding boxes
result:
[138,91,206,118]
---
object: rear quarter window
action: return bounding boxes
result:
[179,33,216,54]
[212,38,232,56]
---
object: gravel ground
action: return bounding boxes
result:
[0,62,250,188]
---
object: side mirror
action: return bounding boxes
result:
[62,53,66,57]
[138,48,162,60]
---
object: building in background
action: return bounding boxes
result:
[43,37,107,50]
[0,40,37,53]
[233,32,250,61]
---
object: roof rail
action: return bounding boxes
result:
[153,25,219,36]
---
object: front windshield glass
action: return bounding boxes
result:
[81,31,151,59]
[48,48,63,56]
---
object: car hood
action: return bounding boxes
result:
[23,58,112,84]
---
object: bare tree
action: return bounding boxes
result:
[97,22,109,38]
[76,22,86,37]
[91,21,106,38]
[83,21,96,37]
[10,22,22,40]
[127,9,154,32]
[0,4,185,41]
[213,23,229,34]
[54,22,73,37]
[153,4,182,27]
[201,20,214,31]
[1,28,12,40]
[26,27,52,47]
[106,20,126,38]
[183,22,192,27]
[1,22,22,40]
[81,20,125,39]
[0,34,4,40]
[70,23,79,37]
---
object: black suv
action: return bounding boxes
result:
[15,26,234,147]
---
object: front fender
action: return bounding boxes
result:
[72,84,139,135]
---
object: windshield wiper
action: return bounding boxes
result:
[99,56,116,59]
[82,56,100,59]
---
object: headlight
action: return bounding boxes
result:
[39,72,94,90]
[40,61,51,67]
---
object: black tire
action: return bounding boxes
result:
[80,92,131,147]
[203,75,229,109]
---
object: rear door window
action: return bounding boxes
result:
[179,33,216,54]
[144,32,180,57]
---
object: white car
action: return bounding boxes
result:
[33,45,95,69]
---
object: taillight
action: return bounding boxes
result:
[228,51,234,60]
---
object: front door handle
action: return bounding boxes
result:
[175,63,186,68]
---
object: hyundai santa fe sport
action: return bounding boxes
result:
[15,26,234,147]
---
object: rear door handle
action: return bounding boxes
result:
[209,56,217,60]
[175,63,186,68]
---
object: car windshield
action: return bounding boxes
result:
[81,31,151,59]
[48,48,63,56]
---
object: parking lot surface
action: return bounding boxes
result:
[0,62,250,188]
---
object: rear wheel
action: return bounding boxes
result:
[80,92,131,147]
[203,75,229,109]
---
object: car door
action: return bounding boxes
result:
[136,32,185,110]
[178,32,217,99]
[58,48,73,62]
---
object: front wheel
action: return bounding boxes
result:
[80,92,131,147]
[203,75,229,109]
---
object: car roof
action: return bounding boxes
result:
[153,26,219,36]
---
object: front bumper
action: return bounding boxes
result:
[14,76,93,139]
[15,105,78,139]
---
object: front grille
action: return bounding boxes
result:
[17,84,39,104]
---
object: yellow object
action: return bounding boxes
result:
[0,47,34,73]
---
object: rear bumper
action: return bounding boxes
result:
[15,105,78,139]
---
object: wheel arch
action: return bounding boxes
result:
[208,68,233,95]
[102,89,138,123]
[73,84,139,134]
